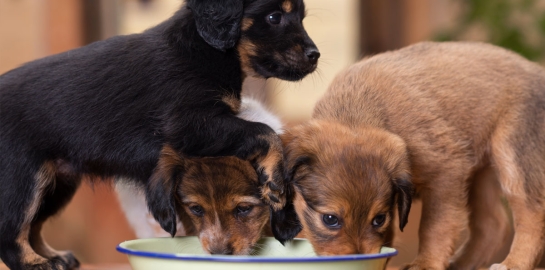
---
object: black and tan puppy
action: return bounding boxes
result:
[0,0,318,269]
[173,156,271,255]
[278,42,545,270]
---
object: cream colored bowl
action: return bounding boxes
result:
[117,236,396,270]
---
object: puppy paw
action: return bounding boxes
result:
[489,263,521,270]
[57,251,80,269]
[259,170,286,211]
[401,262,443,270]
[23,256,78,270]
[255,135,286,211]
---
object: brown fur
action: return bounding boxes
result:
[241,18,254,32]
[282,42,545,270]
[175,156,270,255]
[221,94,242,114]
[237,38,259,78]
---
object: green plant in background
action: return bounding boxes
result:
[436,0,545,62]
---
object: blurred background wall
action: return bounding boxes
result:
[1,0,545,267]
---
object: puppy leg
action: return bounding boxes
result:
[450,166,513,270]
[0,160,75,270]
[488,122,545,270]
[402,175,468,270]
[489,197,545,270]
[29,222,80,270]
[29,168,82,269]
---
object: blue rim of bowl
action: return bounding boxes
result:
[116,241,398,263]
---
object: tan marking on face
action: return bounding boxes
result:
[222,95,241,114]
[237,39,258,78]
[230,209,269,255]
[234,196,262,205]
[199,212,224,254]
[241,18,254,32]
[282,0,293,13]
[292,44,303,53]
[182,195,203,204]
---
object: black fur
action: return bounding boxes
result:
[393,177,413,232]
[187,0,243,51]
[270,187,302,244]
[270,156,313,244]
[0,0,318,269]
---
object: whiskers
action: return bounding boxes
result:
[248,242,268,256]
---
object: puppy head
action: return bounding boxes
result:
[277,120,413,255]
[177,156,270,255]
[238,0,320,81]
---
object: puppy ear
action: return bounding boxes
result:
[271,156,313,244]
[186,0,243,51]
[271,130,316,243]
[270,185,302,244]
[393,176,413,232]
[145,146,185,237]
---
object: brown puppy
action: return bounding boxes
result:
[280,42,545,270]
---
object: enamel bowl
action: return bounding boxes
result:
[117,236,397,270]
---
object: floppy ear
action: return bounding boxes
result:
[145,146,185,237]
[393,176,413,232]
[271,129,319,243]
[270,184,301,244]
[270,152,314,244]
[186,0,243,51]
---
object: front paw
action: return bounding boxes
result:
[401,262,443,270]
[56,252,80,270]
[22,255,79,270]
[255,136,286,211]
[258,160,286,211]
[490,263,524,270]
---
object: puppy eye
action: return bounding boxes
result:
[372,214,387,227]
[236,205,254,216]
[267,12,282,25]
[189,205,204,217]
[322,214,340,227]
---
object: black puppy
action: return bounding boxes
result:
[0,0,319,269]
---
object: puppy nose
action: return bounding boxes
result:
[305,48,320,64]
[208,247,234,255]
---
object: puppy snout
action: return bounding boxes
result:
[305,48,320,65]
[208,245,234,255]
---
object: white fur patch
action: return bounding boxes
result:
[238,97,284,134]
